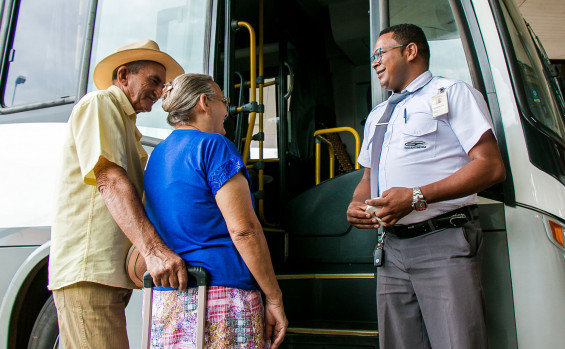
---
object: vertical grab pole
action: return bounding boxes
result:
[314,136,335,184]
[315,138,321,185]
[258,0,265,167]
[237,21,256,165]
[257,0,275,226]
[224,0,234,115]
[258,0,266,216]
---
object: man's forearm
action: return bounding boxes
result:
[94,160,163,255]
[352,168,372,203]
[421,158,503,204]
[421,132,505,204]
[93,156,188,289]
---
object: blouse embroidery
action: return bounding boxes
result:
[209,158,245,195]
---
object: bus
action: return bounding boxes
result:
[1,0,565,348]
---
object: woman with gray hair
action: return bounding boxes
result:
[144,73,287,348]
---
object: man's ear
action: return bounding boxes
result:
[115,66,130,86]
[405,43,419,63]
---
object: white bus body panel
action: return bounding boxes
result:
[505,207,565,348]
[0,121,66,346]
[474,0,565,220]
[475,1,565,347]
[0,123,66,228]
[0,243,50,345]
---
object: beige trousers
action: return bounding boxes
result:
[52,282,132,349]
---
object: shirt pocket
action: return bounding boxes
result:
[401,116,437,159]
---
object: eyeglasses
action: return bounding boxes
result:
[370,44,408,64]
[162,82,173,94]
[218,96,230,108]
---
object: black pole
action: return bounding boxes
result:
[223,0,235,116]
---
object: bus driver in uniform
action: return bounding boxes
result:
[346,24,506,348]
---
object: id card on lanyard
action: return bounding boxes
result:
[432,87,449,118]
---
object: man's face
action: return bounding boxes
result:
[371,32,409,93]
[123,62,166,113]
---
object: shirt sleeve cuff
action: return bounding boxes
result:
[209,158,246,195]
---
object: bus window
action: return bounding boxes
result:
[389,0,472,85]
[500,0,565,138]
[494,0,565,185]
[1,0,89,108]
[250,78,278,159]
[88,0,211,139]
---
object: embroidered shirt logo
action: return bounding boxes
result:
[404,141,427,149]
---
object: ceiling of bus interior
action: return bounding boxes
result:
[233,0,371,67]
[231,0,564,64]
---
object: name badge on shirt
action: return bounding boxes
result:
[431,88,449,118]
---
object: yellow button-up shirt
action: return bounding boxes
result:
[48,85,148,290]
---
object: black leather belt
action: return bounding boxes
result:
[384,205,478,239]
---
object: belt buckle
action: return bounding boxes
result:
[449,213,468,227]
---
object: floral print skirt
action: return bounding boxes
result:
[146,286,270,348]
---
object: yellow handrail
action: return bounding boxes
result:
[236,3,275,226]
[315,136,335,185]
[313,127,361,185]
[235,80,276,89]
[238,21,256,165]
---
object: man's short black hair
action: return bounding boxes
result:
[379,24,430,67]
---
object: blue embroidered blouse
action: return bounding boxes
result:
[144,129,258,290]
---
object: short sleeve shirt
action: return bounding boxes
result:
[48,85,147,290]
[144,130,258,290]
[358,71,494,224]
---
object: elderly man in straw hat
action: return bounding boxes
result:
[48,40,186,348]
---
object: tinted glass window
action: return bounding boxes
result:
[500,0,565,138]
[2,0,89,107]
[389,0,472,85]
[88,0,210,139]
[495,0,565,185]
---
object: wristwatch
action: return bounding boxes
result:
[412,187,428,211]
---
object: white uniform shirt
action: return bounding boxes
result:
[358,71,494,224]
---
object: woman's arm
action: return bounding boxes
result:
[215,172,287,348]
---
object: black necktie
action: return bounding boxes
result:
[370,91,411,198]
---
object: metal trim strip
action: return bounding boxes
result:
[276,273,374,280]
[287,327,379,337]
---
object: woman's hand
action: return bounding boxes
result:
[264,297,287,348]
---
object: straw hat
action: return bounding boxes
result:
[93,40,184,90]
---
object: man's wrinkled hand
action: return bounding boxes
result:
[143,244,188,290]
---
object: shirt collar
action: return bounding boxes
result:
[107,85,143,141]
[401,70,433,94]
[107,85,136,121]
